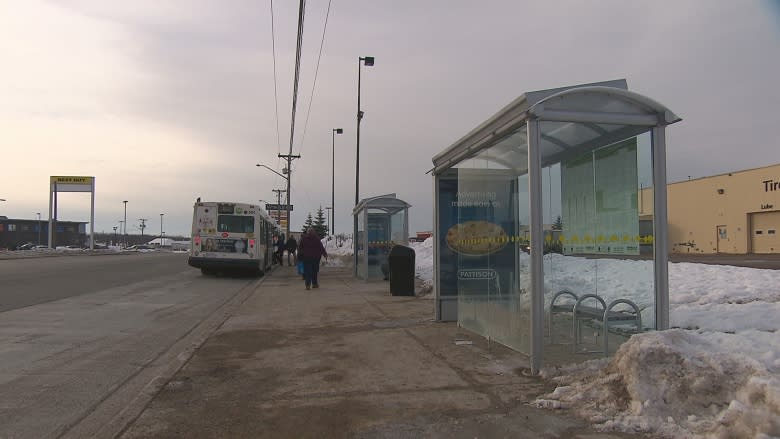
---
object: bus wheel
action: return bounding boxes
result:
[201,267,213,276]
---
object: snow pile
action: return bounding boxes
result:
[533,259,780,438]
[536,330,780,438]
[406,238,434,296]
[324,237,353,257]
[408,238,434,283]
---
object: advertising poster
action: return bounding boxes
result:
[562,138,639,255]
[438,168,518,315]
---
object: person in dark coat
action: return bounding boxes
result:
[273,234,285,265]
[298,229,327,290]
[285,236,298,266]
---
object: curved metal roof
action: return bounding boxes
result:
[352,193,411,215]
[431,80,681,175]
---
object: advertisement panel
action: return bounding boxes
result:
[562,138,639,255]
[437,168,518,322]
[202,238,248,253]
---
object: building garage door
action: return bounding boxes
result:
[751,210,780,253]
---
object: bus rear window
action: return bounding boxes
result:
[217,215,254,233]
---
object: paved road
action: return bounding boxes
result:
[669,253,780,270]
[0,253,264,439]
[0,253,198,312]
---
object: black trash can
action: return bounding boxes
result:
[388,245,415,296]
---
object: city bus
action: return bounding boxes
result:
[188,201,277,275]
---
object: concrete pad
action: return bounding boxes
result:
[123,265,651,439]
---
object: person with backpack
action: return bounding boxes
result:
[298,228,327,290]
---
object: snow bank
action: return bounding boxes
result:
[536,330,780,438]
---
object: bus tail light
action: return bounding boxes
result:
[194,236,201,249]
[249,239,255,249]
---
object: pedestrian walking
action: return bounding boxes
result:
[286,235,298,266]
[273,234,285,265]
[298,229,327,290]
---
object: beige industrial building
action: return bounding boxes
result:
[641,163,780,254]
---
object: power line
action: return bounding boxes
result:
[270,0,281,154]
[288,0,306,152]
[297,0,333,153]
[283,0,307,238]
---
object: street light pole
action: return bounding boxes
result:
[257,163,295,234]
[355,56,374,275]
[160,213,164,246]
[332,128,343,236]
[123,200,128,248]
[113,226,118,246]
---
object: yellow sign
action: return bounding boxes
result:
[280,220,288,227]
[50,176,93,185]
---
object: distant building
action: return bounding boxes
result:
[641,162,780,254]
[0,217,87,249]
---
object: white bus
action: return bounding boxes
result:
[188,201,277,275]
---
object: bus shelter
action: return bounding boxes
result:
[353,194,411,280]
[431,79,681,373]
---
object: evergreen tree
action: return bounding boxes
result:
[312,206,328,239]
[552,215,563,230]
[302,213,314,233]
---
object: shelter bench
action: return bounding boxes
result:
[548,290,643,356]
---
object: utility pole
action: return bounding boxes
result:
[139,218,147,238]
[278,153,300,238]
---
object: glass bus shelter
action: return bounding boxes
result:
[353,194,411,280]
[431,79,681,373]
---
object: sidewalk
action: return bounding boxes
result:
[122,265,645,439]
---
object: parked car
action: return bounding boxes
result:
[16,243,36,250]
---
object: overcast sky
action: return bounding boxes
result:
[1,0,779,237]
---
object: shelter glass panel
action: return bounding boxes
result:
[390,210,406,245]
[454,132,530,353]
[367,208,391,280]
[357,211,366,279]
[542,127,655,365]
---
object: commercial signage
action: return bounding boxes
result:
[50,175,94,192]
[51,176,93,185]
[265,204,293,211]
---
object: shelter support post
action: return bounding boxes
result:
[652,126,670,330]
[527,118,545,374]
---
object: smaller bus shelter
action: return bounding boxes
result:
[353,194,411,280]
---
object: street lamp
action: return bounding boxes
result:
[355,56,374,206]
[160,213,164,247]
[113,226,118,246]
[256,163,289,181]
[119,220,125,248]
[332,128,343,236]
[355,56,374,275]
[123,200,128,248]
[256,164,290,233]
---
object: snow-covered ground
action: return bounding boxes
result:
[399,237,780,438]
